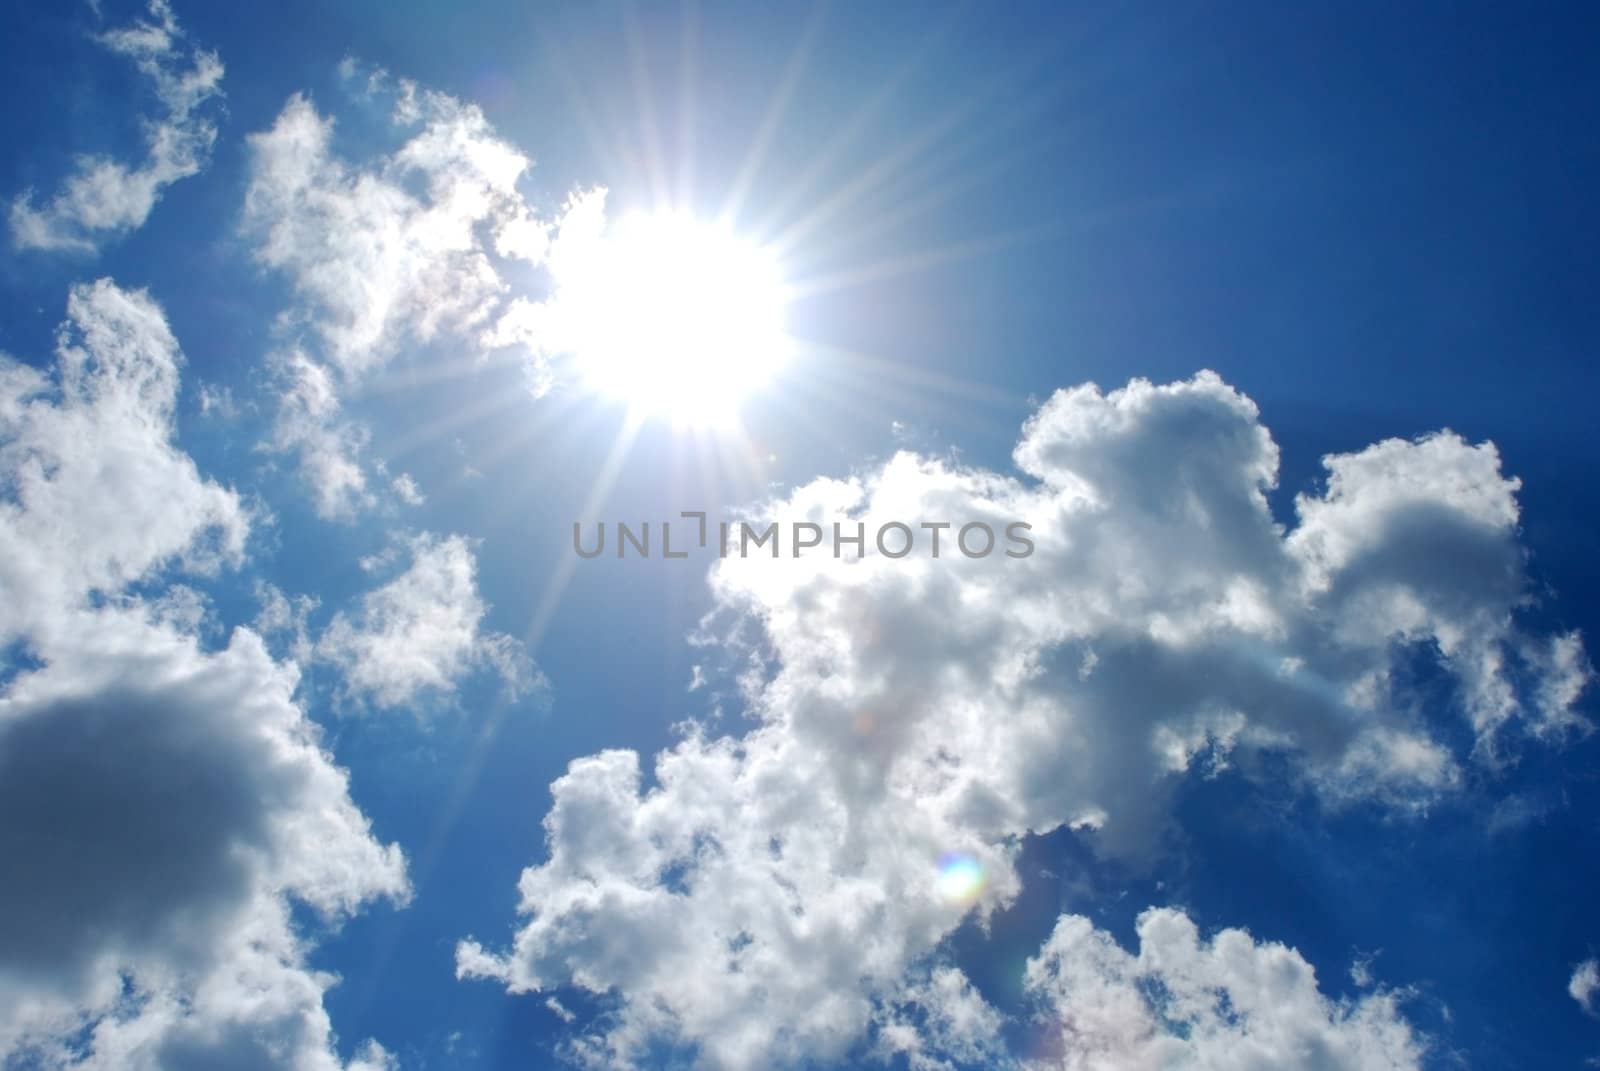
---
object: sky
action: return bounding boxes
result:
[2,1,1599,1069]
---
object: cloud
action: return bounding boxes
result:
[254,579,318,664]
[0,281,407,1068]
[196,381,238,419]
[0,611,409,1070]
[459,372,1584,1068]
[873,966,1012,1071]
[1021,909,1422,1069]
[391,471,424,506]
[243,79,539,380]
[0,278,248,646]
[476,186,610,399]
[317,531,539,709]
[1573,959,1600,1017]
[10,0,223,253]
[242,72,561,515]
[263,348,374,522]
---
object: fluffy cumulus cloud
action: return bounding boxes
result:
[0,611,409,1070]
[0,280,408,1068]
[317,531,537,709]
[10,0,223,253]
[0,278,248,643]
[1021,909,1421,1070]
[459,372,1587,1068]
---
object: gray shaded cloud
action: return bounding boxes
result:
[0,280,407,1069]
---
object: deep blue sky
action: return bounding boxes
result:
[4,2,1599,1068]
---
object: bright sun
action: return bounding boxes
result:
[553,211,792,427]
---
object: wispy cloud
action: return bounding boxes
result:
[1573,958,1600,1017]
[10,0,223,254]
[242,70,563,516]
[263,347,375,522]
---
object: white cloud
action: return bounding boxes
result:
[391,471,425,506]
[1572,959,1600,1017]
[264,348,374,522]
[873,966,1012,1071]
[196,381,237,419]
[0,610,409,1070]
[10,0,223,253]
[242,73,562,517]
[476,186,608,399]
[1022,908,1423,1070]
[0,279,249,646]
[243,80,539,380]
[460,372,1584,1068]
[253,579,318,664]
[317,531,538,709]
[0,282,407,1068]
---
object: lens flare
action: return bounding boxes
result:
[935,852,986,905]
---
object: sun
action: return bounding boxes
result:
[551,210,792,427]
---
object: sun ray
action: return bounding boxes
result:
[376,376,533,464]
[674,0,700,208]
[778,102,1079,283]
[718,0,830,228]
[767,88,985,257]
[523,409,646,653]
[751,10,961,246]
[533,25,632,192]
[622,1,673,211]
[786,223,1058,301]
[457,392,591,491]
[360,344,524,398]
[764,342,1024,449]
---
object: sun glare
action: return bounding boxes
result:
[554,211,792,427]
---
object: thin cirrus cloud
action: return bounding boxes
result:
[457,372,1588,1069]
[9,0,223,255]
[0,280,407,1069]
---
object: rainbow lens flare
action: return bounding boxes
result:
[935,852,986,905]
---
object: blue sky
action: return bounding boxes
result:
[2,2,1599,1069]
